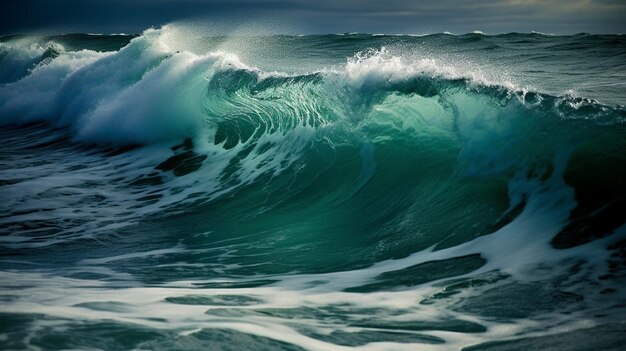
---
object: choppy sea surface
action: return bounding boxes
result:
[1,26,625,350]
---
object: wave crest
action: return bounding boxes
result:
[0,26,624,148]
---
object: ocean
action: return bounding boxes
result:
[1,25,625,350]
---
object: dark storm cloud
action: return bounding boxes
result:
[1,0,625,35]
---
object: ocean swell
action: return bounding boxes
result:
[1,26,625,351]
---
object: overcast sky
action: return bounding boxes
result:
[2,0,625,35]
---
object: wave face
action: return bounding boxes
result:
[1,26,626,350]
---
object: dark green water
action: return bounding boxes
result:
[0,26,625,350]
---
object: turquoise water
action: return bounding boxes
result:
[1,26,625,350]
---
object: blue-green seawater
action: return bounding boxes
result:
[0,26,625,350]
